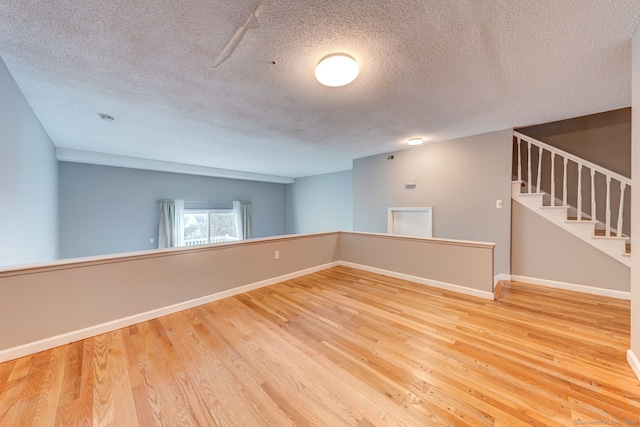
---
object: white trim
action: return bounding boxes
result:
[514,131,631,185]
[387,207,433,238]
[0,231,495,277]
[338,261,494,301]
[510,275,630,300]
[56,148,295,184]
[0,232,341,277]
[494,274,511,286]
[627,350,640,381]
[0,262,339,363]
[345,231,495,249]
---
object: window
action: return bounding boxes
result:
[183,210,239,246]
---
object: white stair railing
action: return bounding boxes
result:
[514,131,631,238]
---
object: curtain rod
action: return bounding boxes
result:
[157,199,235,203]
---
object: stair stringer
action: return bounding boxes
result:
[511,181,629,267]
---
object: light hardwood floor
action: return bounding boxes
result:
[1,265,639,426]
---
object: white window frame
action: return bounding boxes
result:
[183,208,239,246]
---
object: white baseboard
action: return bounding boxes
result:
[0,262,340,364]
[338,261,494,301]
[494,274,512,285]
[627,350,640,381]
[510,275,630,300]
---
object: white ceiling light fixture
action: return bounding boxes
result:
[315,54,359,87]
[407,137,423,146]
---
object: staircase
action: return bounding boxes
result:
[512,131,631,267]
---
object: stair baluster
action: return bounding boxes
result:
[536,145,543,193]
[528,141,532,193]
[577,164,582,219]
[618,182,626,238]
[517,137,522,182]
[591,169,596,220]
[512,131,631,266]
[550,152,556,206]
[562,158,568,207]
[606,176,611,237]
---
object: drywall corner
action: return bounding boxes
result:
[0,56,58,267]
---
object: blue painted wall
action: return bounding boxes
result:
[0,57,58,267]
[59,162,287,258]
[286,170,353,234]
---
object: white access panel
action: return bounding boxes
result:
[387,207,432,238]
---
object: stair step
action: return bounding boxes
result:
[593,229,627,238]
[518,192,545,197]
[512,170,631,266]
[564,220,597,224]
[561,219,598,240]
[591,235,628,242]
[538,205,570,222]
[589,235,630,265]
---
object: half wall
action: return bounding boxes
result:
[0,232,495,362]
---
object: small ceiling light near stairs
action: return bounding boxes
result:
[407,137,423,146]
[315,54,359,87]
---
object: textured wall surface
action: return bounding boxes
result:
[1,2,639,177]
[59,162,287,259]
[0,57,58,267]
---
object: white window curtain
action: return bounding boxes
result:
[158,199,184,248]
[233,201,252,240]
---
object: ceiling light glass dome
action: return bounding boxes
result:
[315,54,359,87]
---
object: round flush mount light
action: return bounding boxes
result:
[407,137,424,146]
[315,54,359,87]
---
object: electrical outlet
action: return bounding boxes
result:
[150,238,154,244]
[274,250,280,259]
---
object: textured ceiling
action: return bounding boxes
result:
[1,0,640,179]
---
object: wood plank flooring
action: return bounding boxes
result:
[1,265,639,426]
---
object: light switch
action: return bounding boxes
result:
[496,200,503,209]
